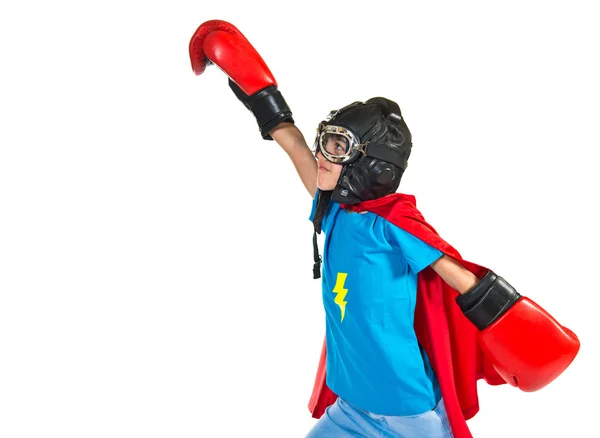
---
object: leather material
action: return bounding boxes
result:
[229,80,293,140]
[456,271,521,330]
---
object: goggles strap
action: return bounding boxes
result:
[364,143,408,169]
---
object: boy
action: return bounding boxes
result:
[189,20,579,438]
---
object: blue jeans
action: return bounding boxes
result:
[305,397,453,438]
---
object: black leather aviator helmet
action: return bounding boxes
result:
[313,97,412,204]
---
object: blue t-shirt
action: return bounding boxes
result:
[310,191,444,416]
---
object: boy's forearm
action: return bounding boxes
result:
[270,123,306,153]
[270,123,318,198]
[431,255,479,294]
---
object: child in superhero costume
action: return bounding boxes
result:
[189,20,580,438]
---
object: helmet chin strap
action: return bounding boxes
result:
[311,189,333,279]
[311,167,362,279]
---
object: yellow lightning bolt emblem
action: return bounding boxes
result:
[332,272,349,323]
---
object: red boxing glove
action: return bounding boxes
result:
[189,19,293,139]
[457,271,580,391]
[480,297,580,391]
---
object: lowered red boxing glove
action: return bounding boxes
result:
[456,271,580,392]
[189,19,294,140]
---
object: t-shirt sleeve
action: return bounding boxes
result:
[385,221,443,273]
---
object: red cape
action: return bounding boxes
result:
[308,193,506,438]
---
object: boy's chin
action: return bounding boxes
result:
[317,181,336,191]
[317,173,339,191]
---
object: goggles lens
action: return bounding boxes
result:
[322,133,350,156]
[315,125,361,164]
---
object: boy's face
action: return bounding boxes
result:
[316,145,343,190]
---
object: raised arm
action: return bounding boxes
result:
[189,20,317,198]
[270,123,317,198]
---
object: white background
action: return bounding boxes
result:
[1,1,598,437]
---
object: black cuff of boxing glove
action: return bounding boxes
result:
[259,111,294,140]
[456,270,522,330]
[248,85,294,140]
[229,79,294,140]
